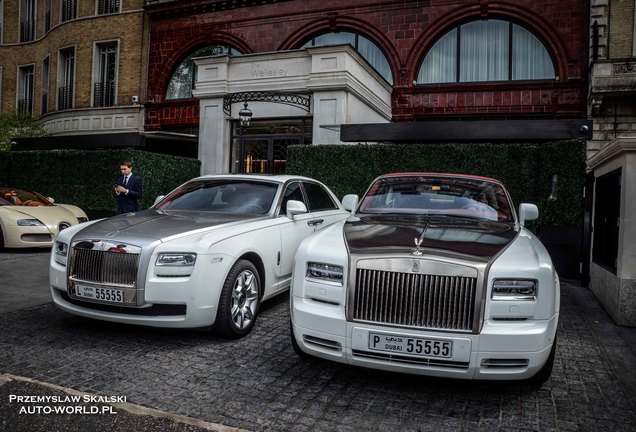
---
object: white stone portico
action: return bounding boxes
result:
[587,137,636,326]
[192,45,392,175]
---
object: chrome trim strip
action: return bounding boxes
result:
[352,349,470,369]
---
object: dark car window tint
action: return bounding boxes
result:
[303,182,337,212]
[358,176,514,222]
[156,180,277,214]
[280,182,305,215]
[0,188,53,206]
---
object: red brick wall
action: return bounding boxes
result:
[145,0,588,130]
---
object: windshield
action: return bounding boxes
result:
[154,180,279,215]
[0,188,54,207]
[358,175,514,222]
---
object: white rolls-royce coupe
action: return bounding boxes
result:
[291,173,560,382]
[50,174,349,338]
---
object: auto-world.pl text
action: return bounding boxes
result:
[9,394,125,415]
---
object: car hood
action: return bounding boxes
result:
[344,214,518,261]
[1,205,77,225]
[73,209,263,241]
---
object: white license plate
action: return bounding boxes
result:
[368,333,452,358]
[74,284,124,304]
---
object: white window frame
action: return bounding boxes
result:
[91,39,120,107]
[417,19,557,84]
[57,45,76,110]
[96,0,120,15]
[41,55,50,115]
[60,0,77,23]
[19,0,37,43]
[1,0,4,44]
[44,0,52,33]
[17,63,36,113]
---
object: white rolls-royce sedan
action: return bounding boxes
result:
[50,174,349,338]
[291,173,560,382]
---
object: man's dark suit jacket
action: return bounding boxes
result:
[114,174,143,214]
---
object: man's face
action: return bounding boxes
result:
[120,165,132,176]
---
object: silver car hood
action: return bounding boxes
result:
[74,209,263,242]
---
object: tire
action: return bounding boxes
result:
[528,335,557,385]
[212,259,261,339]
[0,226,4,250]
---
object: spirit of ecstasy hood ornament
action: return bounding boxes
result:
[411,238,423,256]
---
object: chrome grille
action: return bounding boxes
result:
[70,248,139,287]
[353,268,477,331]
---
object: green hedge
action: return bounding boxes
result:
[3,141,585,226]
[0,152,9,187]
[6,149,200,213]
[537,141,587,226]
[288,140,585,227]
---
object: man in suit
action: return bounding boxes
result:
[114,160,143,214]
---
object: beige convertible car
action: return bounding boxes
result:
[0,187,88,249]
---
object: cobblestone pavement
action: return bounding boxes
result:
[0,250,635,431]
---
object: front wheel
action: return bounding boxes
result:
[213,260,261,339]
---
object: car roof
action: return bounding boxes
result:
[191,174,321,184]
[377,172,504,185]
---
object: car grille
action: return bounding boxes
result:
[352,268,478,332]
[70,247,140,288]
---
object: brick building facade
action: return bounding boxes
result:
[586,0,636,326]
[0,0,148,148]
[144,0,590,135]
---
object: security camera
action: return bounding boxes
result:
[131,95,139,104]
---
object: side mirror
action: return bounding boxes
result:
[286,200,308,219]
[518,203,539,227]
[342,194,359,212]
[152,195,165,207]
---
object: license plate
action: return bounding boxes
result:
[74,284,124,304]
[368,333,452,358]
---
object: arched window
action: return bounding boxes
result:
[417,19,556,84]
[301,32,393,85]
[165,45,242,100]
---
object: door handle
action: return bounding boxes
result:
[307,219,324,226]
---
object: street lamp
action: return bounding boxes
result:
[238,101,252,173]
[239,101,252,128]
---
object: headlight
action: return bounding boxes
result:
[54,241,69,257]
[492,279,537,301]
[306,262,344,286]
[156,253,197,266]
[17,219,44,226]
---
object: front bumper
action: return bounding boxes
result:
[4,225,55,248]
[291,296,558,380]
[49,252,225,328]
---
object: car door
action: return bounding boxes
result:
[301,181,347,231]
[276,181,317,281]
